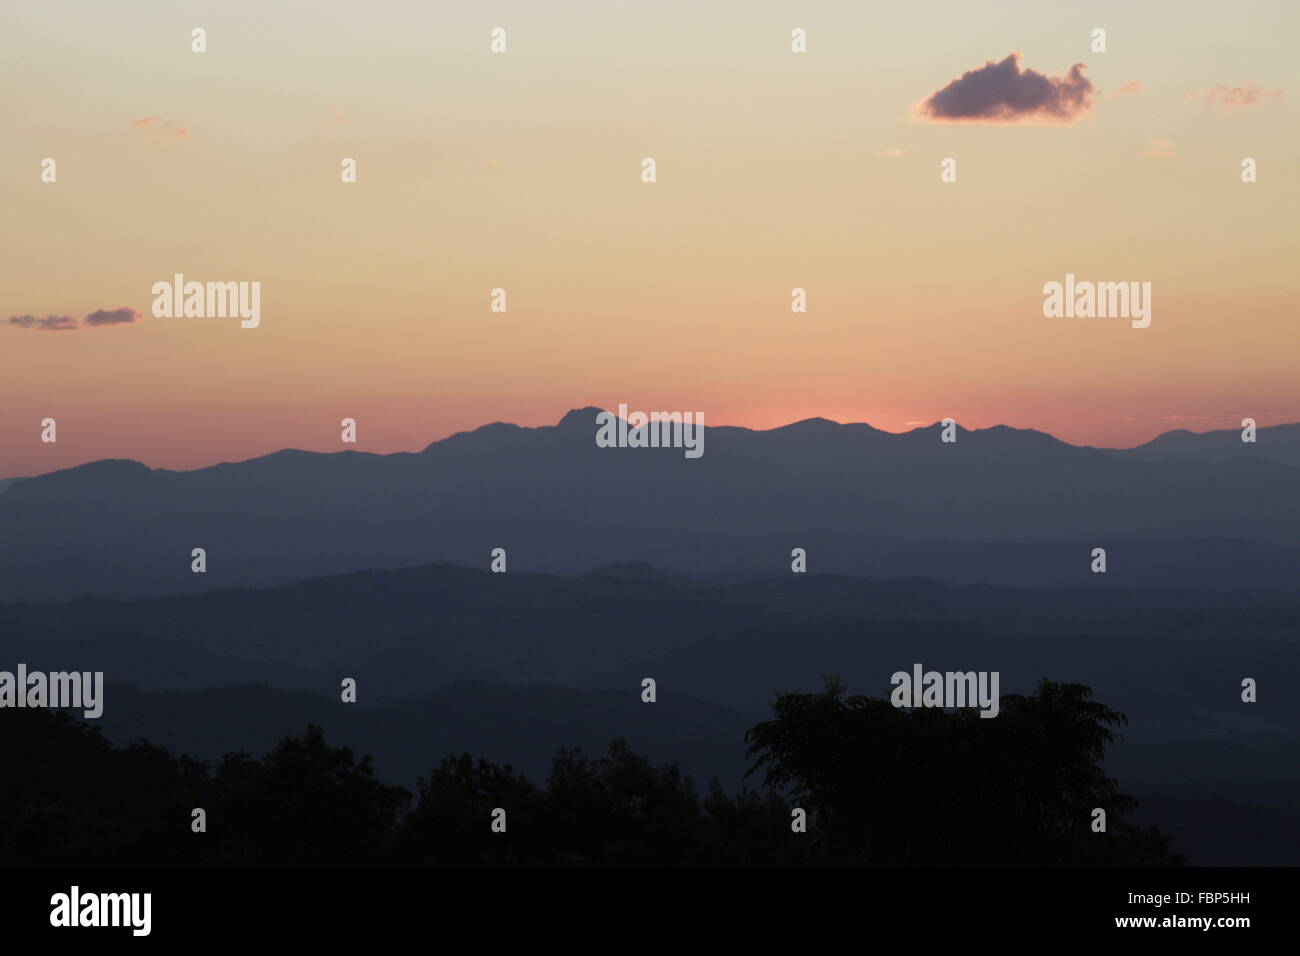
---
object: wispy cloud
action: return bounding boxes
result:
[916,53,1094,124]
[1110,81,1142,99]
[1202,83,1282,109]
[6,314,77,331]
[1144,138,1174,158]
[130,116,190,137]
[6,307,142,331]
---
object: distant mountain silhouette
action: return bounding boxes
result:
[9,560,1300,687]
[1123,422,1300,468]
[584,561,677,584]
[3,410,1299,600]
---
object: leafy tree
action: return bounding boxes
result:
[208,724,409,864]
[744,677,1183,865]
[396,752,543,864]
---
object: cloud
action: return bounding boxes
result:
[6,307,142,330]
[1203,83,1282,109]
[876,147,905,157]
[130,116,190,137]
[6,314,77,331]
[1110,81,1142,99]
[1144,138,1174,158]
[917,53,1094,124]
[84,307,142,326]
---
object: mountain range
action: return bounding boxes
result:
[2,410,1298,601]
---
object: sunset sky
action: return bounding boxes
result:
[2,0,1297,475]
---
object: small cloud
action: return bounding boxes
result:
[130,116,190,137]
[876,147,905,157]
[1203,83,1282,109]
[6,314,77,331]
[7,306,143,331]
[322,112,345,129]
[1110,81,1142,99]
[84,307,141,327]
[1144,138,1174,158]
[916,53,1095,124]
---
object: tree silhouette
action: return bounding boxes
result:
[396,752,542,865]
[394,738,804,864]
[0,686,1181,865]
[745,676,1183,865]
[208,725,409,864]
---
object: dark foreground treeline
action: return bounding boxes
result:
[0,679,1182,865]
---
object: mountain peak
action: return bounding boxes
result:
[774,416,841,430]
[557,407,607,429]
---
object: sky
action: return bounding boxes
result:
[2,0,1297,475]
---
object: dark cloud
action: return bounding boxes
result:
[84,307,142,326]
[7,314,77,331]
[918,53,1094,123]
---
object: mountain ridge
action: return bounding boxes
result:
[3,408,1299,601]
[10,409,1299,484]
